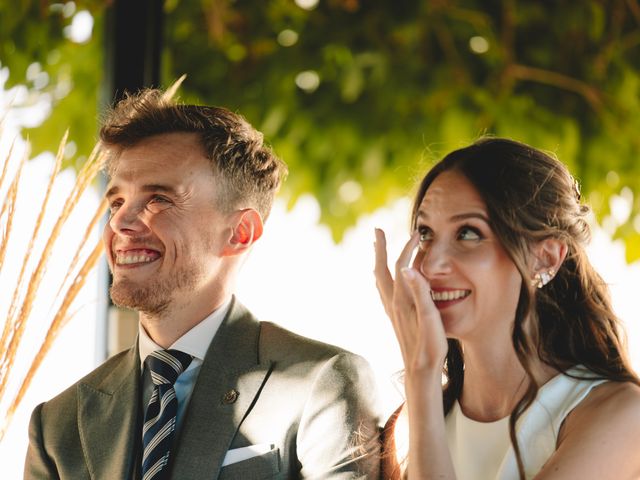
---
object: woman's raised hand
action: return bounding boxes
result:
[374,228,448,375]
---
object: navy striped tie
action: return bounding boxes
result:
[141,349,192,480]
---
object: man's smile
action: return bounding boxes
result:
[114,248,161,266]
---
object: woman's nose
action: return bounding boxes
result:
[417,241,452,278]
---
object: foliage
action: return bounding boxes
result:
[3,0,640,256]
[0,0,104,167]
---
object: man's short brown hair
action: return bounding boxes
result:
[99,89,287,220]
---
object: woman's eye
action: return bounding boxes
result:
[458,226,481,241]
[417,226,433,243]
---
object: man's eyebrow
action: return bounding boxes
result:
[105,185,119,198]
[104,184,178,198]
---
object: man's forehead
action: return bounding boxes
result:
[105,155,191,193]
[106,164,164,188]
[107,153,199,185]
[103,137,217,200]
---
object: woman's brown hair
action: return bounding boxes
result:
[410,137,639,479]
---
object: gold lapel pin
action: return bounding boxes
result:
[222,389,239,404]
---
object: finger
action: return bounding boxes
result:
[392,232,421,309]
[401,267,438,316]
[401,267,448,362]
[388,268,422,363]
[395,231,420,275]
[374,228,394,305]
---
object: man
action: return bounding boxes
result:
[25,89,380,479]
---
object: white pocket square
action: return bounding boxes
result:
[222,443,274,467]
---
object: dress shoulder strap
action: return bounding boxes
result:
[497,366,608,479]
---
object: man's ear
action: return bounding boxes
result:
[221,208,264,257]
[530,238,568,287]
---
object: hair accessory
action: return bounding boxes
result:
[532,269,555,288]
[572,178,582,201]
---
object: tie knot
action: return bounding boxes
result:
[145,349,193,386]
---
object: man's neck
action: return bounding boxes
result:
[139,293,231,348]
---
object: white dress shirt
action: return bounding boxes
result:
[138,297,232,429]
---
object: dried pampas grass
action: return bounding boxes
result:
[0,76,185,441]
[0,127,107,440]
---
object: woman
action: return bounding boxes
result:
[375,138,640,479]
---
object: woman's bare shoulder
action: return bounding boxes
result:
[540,380,640,479]
[560,380,640,442]
[570,380,640,421]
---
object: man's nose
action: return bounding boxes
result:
[109,202,151,235]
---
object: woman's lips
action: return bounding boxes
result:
[430,289,471,308]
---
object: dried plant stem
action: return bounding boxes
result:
[54,196,108,303]
[0,77,184,440]
[0,179,19,355]
[6,131,66,326]
[0,152,26,356]
[0,147,25,232]
[0,137,17,197]
[162,74,187,102]
[0,143,104,402]
[0,230,106,441]
[0,159,23,271]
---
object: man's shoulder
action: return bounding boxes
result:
[258,321,355,363]
[40,347,136,410]
[256,321,377,405]
[225,300,373,376]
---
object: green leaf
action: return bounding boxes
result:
[6,0,640,252]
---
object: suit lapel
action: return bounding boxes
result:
[77,345,141,480]
[171,299,273,479]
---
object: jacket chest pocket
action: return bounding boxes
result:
[217,448,281,480]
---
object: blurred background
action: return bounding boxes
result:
[1,1,640,476]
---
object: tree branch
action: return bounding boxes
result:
[625,0,640,24]
[506,63,604,112]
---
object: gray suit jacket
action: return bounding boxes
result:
[24,298,380,479]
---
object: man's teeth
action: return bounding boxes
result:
[116,254,156,265]
[430,290,470,301]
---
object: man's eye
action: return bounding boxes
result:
[146,195,173,212]
[458,226,481,241]
[109,200,123,213]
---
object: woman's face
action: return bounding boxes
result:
[413,170,522,343]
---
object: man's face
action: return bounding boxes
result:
[103,132,232,315]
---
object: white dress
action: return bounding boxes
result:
[445,366,607,479]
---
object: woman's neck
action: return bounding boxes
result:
[458,343,557,422]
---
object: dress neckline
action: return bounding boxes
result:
[456,365,586,423]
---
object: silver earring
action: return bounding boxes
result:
[532,269,555,288]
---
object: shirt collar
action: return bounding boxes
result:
[138,297,232,368]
